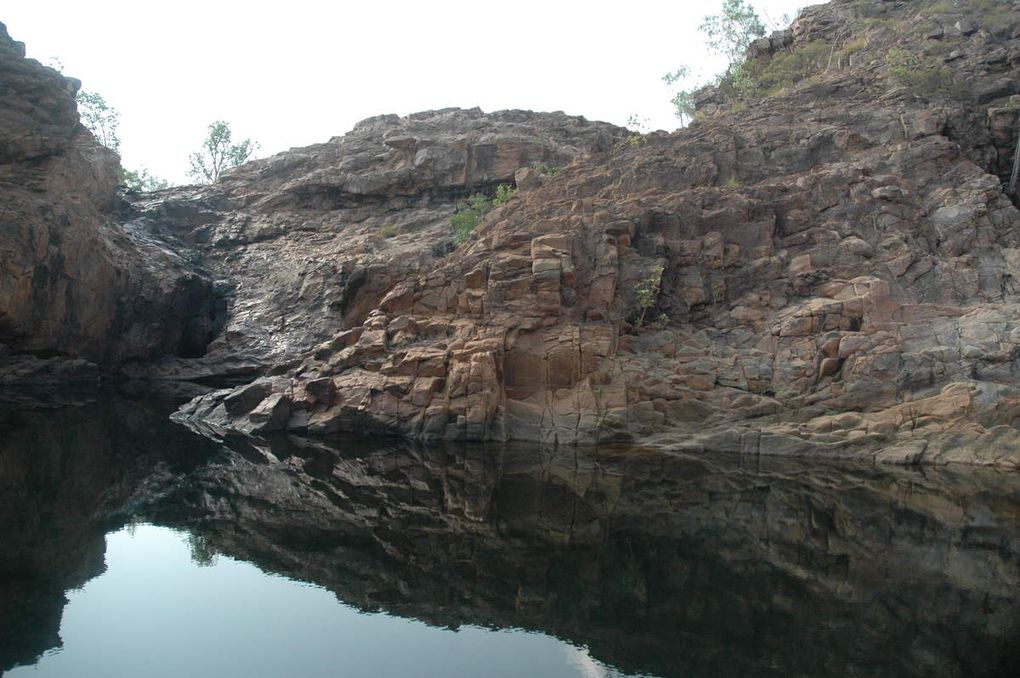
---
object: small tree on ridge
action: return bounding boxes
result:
[188,120,257,183]
[76,90,121,152]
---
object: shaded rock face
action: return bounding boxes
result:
[126,108,625,377]
[0,22,224,367]
[177,0,1020,465]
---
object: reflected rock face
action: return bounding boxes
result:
[5,395,1016,677]
[0,395,220,671]
[140,436,1020,678]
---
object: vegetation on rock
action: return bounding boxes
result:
[663,0,767,124]
[75,90,120,152]
[188,120,257,183]
[884,47,966,99]
[532,162,560,176]
[120,167,169,192]
[450,193,491,244]
[450,184,518,244]
[492,183,517,207]
[635,263,665,327]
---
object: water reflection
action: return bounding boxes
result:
[2,392,1020,677]
[8,524,629,678]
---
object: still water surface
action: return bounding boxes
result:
[2,391,1020,677]
[8,524,624,678]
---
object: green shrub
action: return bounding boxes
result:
[532,162,561,176]
[749,39,832,94]
[450,193,491,244]
[449,185,519,245]
[635,263,665,327]
[119,167,169,192]
[885,48,966,99]
[492,183,517,207]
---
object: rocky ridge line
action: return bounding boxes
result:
[175,0,1020,467]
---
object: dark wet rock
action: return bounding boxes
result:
[0,22,224,369]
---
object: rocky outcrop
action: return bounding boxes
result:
[0,22,224,369]
[125,108,625,377]
[4,3,1020,466]
[175,0,1020,465]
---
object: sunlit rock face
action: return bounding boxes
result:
[5,1,1020,464]
[123,108,626,381]
[172,0,1020,464]
[4,398,1019,677]
[0,22,224,372]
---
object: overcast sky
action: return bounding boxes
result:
[5,0,808,184]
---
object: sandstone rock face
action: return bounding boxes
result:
[175,0,1020,466]
[126,108,624,376]
[0,22,223,366]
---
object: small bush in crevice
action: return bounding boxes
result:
[449,183,519,245]
[885,48,967,99]
[635,263,666,327]
[450,193,491,244]
[532,162,561,176]
[492,183,517,207]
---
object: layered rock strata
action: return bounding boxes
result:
[124,108,625,378]
[0,22,223,370]
[4,2,1020,465]
[177,1,1020,465]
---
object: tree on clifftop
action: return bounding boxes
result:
[188,120,257,183]
[663,0,767,124]
[76,90,121,152]
[700,0,766,65]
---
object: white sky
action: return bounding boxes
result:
[5,0,807,184]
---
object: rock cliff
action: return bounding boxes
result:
[174,0,1020,465]
[0,22,224,378]
[4,0,1020,465]
[124,107,624,379]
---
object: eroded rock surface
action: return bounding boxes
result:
[177,0,1020,465]
[0,22,224,368]
[125,108,624,377]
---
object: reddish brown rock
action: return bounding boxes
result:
[175,0,1020,467]
[0,22,223,366]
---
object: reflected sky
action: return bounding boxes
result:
[8,525,637,678]
[3,393,1019,678]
